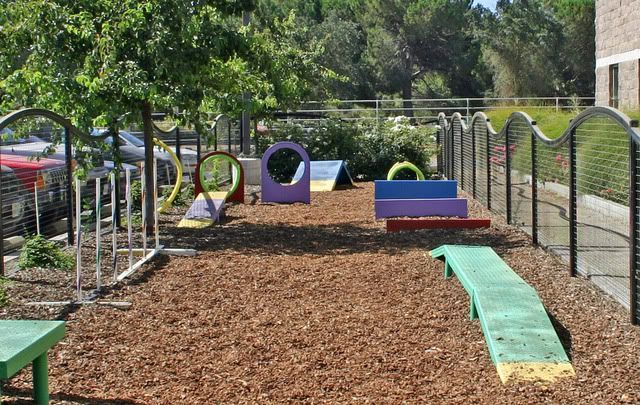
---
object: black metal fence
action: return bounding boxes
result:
[437,106,640,324]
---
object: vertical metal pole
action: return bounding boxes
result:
[126,169,133,271]
[472,125,477,198]
[95,177,101,291]
[213,124,218,151]
[531,131,538,245]
[241,11,252,155]
[466,98,470,121]
[487,125,492,210]
[196,129,202,162]
[449,126,454,180]
[0,167,3,276]
[112,128,121,228]
[556,97,560,112]
[65,126,74,245]
[460,120,464,188]
[111,172,118,281]
[569,128,577,277]
[629,139,638,325]
[75,178,82,301]
[175,127,182,161]
[141,162,147,257]
[505,123,512,224]
[34,182,41,235]
[154,158,160,250]
[228,122,232,154]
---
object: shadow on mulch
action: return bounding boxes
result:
[162,221,529,257]
[0,388,139,404]
[547,310,574,360]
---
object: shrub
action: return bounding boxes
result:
[17,235,75,271]
[256,117,437,181]
[0,278,8,307]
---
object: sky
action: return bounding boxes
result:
[475,0,497,10]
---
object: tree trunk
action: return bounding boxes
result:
[402,80,414,118]
[141,102,155,235]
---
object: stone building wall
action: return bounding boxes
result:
[595,0,640,110]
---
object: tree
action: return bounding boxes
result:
[1,0,327,227]
[360,0,480,115]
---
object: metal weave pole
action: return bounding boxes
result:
[531,131,538,245]
[95,177,102,291]
[630,139,638,325]
[449,126,455,180]
[75,178,82,301]
[154,158,160,250]
[569,128,577,277]
[111,172,118,281]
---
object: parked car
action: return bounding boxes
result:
[1,165,33,237]
[0,132,110,181]
[0,153,67,223]
[121,129,198,174]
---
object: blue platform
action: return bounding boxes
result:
[375,180,458,200]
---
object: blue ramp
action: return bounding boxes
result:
[375,180,458,200]
[292,160,354,191]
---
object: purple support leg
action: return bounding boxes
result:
[261,142,311,204]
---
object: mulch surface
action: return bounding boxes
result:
[2,182,640,403]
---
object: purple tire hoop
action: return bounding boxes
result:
[261,141,311,204]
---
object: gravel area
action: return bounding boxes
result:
[2,182,640,403]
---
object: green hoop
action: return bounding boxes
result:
[199,154,242,198]
[387,161,425,181]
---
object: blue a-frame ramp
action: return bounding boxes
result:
[292,160,354,191]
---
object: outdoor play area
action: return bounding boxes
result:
[2,129,640,402]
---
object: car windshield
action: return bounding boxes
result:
[119,131,145,147]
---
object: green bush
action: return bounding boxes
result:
[17,235,75,271]
[0,278,8,307]
[130,180,142,211]
[256,117,437,181]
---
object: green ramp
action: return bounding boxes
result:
[430,245,575,384]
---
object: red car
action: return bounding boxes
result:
[0,153,67,226]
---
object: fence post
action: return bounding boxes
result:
[112,127,121,228]
[449,125,454,180]
[466,98,470,121]
[472,123,477,198]
[0,172,4,276]
[228,120,232,154]
[486,125,492,210]
[531,131,538,245]
[436,125,442,176]
[569,127,577,277]
[459,121,464,187]
[505,123,512,224]
[555,97,560,112]
[65,126,74,245]
[175,126,182,161]
[629,139,638,325]
[196,129,202,162]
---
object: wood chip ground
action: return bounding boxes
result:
[2,182,640,403]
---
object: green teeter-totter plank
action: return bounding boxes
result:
[0,320,65,379]
[430,245,573,383]
[431,245,530,296]
[473,287,570,364]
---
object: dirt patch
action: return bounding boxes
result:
[2,182,639,403]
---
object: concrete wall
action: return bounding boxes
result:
[595,0,640,110]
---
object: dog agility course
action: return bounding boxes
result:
[2,177,640,403]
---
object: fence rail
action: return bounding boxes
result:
[437,106,640,324]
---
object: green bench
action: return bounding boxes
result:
[0,320,65,404]
[430,245,574,384]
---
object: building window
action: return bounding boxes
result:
[609,64,619,108]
